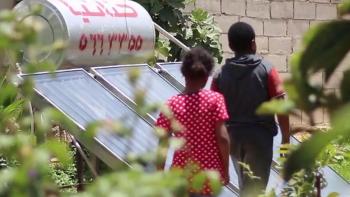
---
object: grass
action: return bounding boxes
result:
[49,160,77,193]
[331,159,350,182]
[330,143,350,182]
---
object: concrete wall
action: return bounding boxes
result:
[185,0,350,126]
[0,0,16,10]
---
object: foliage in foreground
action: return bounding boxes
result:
[3,0,350,196]
[258,0,350,196]
[0,7,72,196]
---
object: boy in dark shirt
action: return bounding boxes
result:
[211,22,290,197]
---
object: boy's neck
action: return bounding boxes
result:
[235,51,255,57]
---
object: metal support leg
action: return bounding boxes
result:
[315,172,322,197]
[70,134,99,178]
[75,147,84,192]
[91,155,99,175]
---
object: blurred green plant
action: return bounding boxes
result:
[257,0,350,195]
[49,151,77,194]
[75,168,187,197]
[0,6,75,197]
[136,0,223,64]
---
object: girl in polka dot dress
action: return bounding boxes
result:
[156,48,231,197]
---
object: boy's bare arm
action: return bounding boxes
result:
[278,114,290,144]
[276,95,290,144]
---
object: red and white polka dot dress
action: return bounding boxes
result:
[156,89,229,194]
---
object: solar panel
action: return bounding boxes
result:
[91,64,181,117]
[156,62,184,84]
[22,69,240,197]
[20,69,158,167]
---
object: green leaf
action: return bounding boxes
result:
[206,170,221,195]
[167,0,185,8]
[82,121,100,143]
[40,140,72,167]
[25,61,57,73]
[299,21,350,81]
[191,172,206,191]
[158,47,169,57]
[288,53,324,112]
[159,7,177,25]
[134,89,146,107]
[0,10,16,22]
[156,39,170,58]
[340,69,350,102]
[259,189,277,197]
[339,0,350,16]
[184,0,195,4]
[191,9,208,22]
[0,169,15,190]
[3,99,24,118]
[19,78,35,98]
[128,67,141,86]
[283,104,350,181]
[148,2,163,14]
[169,137,185,150]
[0,84,18,107]
[257,99,295,115]
[41,108,78,135]
[283,132,331,180]
[327,192,340,197]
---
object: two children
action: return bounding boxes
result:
[156,22,289,197]
[156,48,230,196]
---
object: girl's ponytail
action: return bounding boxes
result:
[181,48,214,80]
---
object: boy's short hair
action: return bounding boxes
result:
[181,47,214,80]
[228,22,255,53]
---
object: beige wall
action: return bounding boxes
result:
[0,0,16,10]
[185,0,350,126]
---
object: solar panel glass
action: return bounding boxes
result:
[23,70,158,160]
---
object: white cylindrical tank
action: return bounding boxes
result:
[14,0,155,67]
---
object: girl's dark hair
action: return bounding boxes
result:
[181,48,214,80]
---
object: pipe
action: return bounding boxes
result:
[154,22,190,52]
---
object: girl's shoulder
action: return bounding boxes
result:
[200,89,224,99]
[166,93,185,105]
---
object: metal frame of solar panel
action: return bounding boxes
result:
[90,64,240,196]
[91,64,181,118]
[154,62,185,91]
[156,62,350,196]
[155,62,213,90]
[19,68,158,170]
